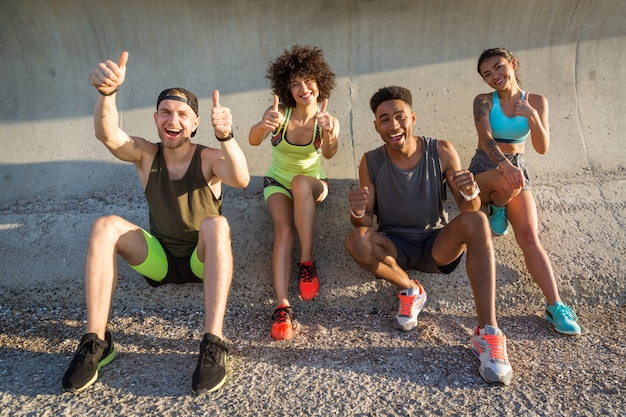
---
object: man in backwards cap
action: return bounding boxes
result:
[62,51,250,394]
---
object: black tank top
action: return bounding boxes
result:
[145,143,222,257]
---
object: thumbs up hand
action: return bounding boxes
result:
[515,91,534,118]
[90,51,129,95]
[212,89,233,140]
[315,98,334,132]
[261,95,286,132]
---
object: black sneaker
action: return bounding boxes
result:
[62,330,116,393]
[192,333,228,394]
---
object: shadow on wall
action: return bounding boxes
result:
[0,161,477,312]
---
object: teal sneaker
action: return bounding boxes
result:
[545,302,581,335]
[489,204,509,236]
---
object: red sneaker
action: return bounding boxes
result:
[271,305,295,340]
[298,262,320,301]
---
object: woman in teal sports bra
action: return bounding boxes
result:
[469,48,581,336]
[249,45,339,340]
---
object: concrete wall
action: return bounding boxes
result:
[1,0,624,310]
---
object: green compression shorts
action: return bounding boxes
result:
[130,229,204,284]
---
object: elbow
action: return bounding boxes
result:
[94,131,108,144]
[536,143,549,155]
[242,173,251,188]
[236,172,251,189]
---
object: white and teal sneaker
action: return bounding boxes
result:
[545,302,581,335]
[489,204,509,236]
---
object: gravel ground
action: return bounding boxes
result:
[1,300,624,416]
[1,176,624,416]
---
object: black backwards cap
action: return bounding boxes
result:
[156,87,199,137]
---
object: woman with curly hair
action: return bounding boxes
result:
[249,45,339,340]
[470,47,581,335]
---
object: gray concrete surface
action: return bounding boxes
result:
[1,0,625,416]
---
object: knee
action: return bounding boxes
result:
[493,181,521,202]
[199,215,231,243]
[514,226,540,248]
[345,228,369,259]
[90,215,126,239]
[273,219,294,240]
[290,175,311,200]
[458,211,490,235]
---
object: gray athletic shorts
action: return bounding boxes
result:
[468,149,531,191]
[381,229,463,274]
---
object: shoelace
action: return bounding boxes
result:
[552,303,578,321]
[272,307,292,324]
[71,339,102,365]
[298,263,315,283]
[398,294,417,316]
[200,341,226,367]
[481,334,507,361]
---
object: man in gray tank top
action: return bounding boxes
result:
[346,86,512,386]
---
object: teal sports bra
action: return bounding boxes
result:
[489,91,530,144]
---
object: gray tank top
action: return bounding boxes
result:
[365,136,448,235]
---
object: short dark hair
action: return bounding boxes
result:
[156,87,199,137]
[369,86,412,114]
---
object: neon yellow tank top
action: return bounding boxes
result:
[265,107,326,188]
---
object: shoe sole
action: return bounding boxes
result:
[471,346,512,386]
[193,374,227,395]
[489,226,509,236]
[63,344,117,393]
[545,317,582,336]
[489,220,509,236]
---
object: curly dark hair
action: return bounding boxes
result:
[266,45,336,108]
[369,86,413,114]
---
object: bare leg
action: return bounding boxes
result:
[431,211,497,328]
[85,215,148,340]
[291,175,326,263]
[474,169,521,206]
[196,216,233,340]
[345,227,417,290]
[266,193,295,307]
[506,191,560,305]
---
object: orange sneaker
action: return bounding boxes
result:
[298,261,320,301]
[271,305,295,340]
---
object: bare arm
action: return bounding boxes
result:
[519,93,550,154]
[209,90,250,189]
[249,95,285,146]
[348,154,376,227]
[438,140,481,212]
[90,51,145,164]
[473,94,524,189]
[473,94,508,168]
[316,98,339,159]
